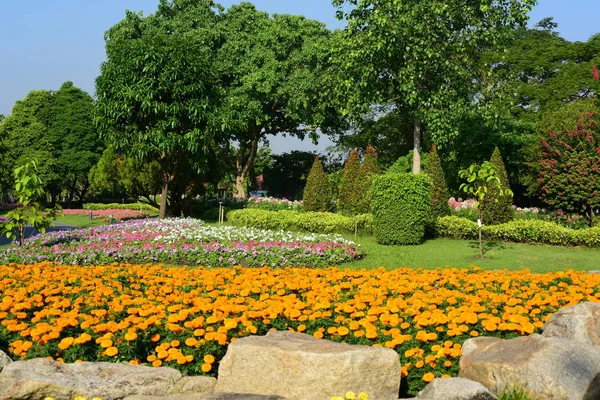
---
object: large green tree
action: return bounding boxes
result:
[331,0,536,174]
[216,3,343,198]
[95,2,225,218]
[48,82,104,205]
[0,84,102,204]
[0,90,58,197]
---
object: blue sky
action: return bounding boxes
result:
[1,0,598,153]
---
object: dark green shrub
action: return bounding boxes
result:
[338,149,363,216]
[481,147,513,225]
[371,173,432,245]
[303,157,333,212]
[355,145,380,214]
[424,143,450,218]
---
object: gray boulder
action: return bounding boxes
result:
[459,334,600,400]
[418,377,498,400]
[542,302,600,347]
[0,358,214,400]
[215,330,400,400]
[0,350,12,371]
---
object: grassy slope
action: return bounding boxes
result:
[342,235,600,273]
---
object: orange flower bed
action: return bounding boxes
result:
[0,262,598,395]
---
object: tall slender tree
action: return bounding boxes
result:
[303,157,332,212]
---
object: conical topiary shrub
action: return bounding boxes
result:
[355,144,380,214]
[338,148,362,216]
[424,143,450,218]
[303,156,332,212]
[481,147,514,225]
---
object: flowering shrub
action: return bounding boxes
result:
[247,196,303,212]
[0,219,363,267]
[0,216,7,224]
[0,263,597,395]
[62,209,149,222]
[448,197,477,211]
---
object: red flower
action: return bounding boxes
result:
[593,65,599,81]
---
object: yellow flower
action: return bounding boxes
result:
[201,363,212,373]
[105,346,119,357]
[204,354,215,364]
[358,393,369,400]
[422,372,435,382]
[345,391,357,400]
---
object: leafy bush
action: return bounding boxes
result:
[481,147,514,225]
[84,202,158,212]
[434,216,600,247]
[247,197,303,212]
[425,144,450,218]
[338,149,363,216]
[303,157,333,212]
[227,209,373,234]
[371,173,432,245]
[434,216,478,240]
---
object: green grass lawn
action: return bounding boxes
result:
[55,214,109,229]
[343,235,600,273]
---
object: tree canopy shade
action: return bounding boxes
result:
[216,3,343,198]
[95,2,226,218]
[331,0,537,174]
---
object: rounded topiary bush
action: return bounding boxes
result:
[371,173,433,245]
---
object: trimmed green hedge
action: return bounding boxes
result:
[435,216,600,247]
[371,173,433,245]
[83,203,159,212]
[227,209,373,234]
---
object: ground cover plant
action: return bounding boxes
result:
[0,219,362,267]
[0,262,597,395]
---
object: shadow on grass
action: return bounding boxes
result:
[468,241,507,258]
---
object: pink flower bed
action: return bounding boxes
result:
[61,209,148,221]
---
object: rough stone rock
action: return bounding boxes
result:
[169,376,217,394]
[0,358,184,400]
[459,334,600,400]
[125,394,287,400]
[215,331,401,400]
[0,350,12,370]
[542,302,600,347]
[417,378,498,400]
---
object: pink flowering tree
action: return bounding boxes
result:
[538,112,600,227]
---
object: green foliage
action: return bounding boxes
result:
[303,157,333,212]
[0,83,103,203]
[263,151,319,200]
[227,209,373,234]
[1,160,59,246]
[424,144,450,218]
[331,0,536,166]
[435,216,600,247]
[88,147,162,206]
[355,145,380,214]
[434,216,479,240]
[83,203,159,212]
[337,149,363,216]
[216,3,343,197]
[95,4,224,218]
[371,173,432,245]
[481,148,514,225]
[538,112,600,226]
[387,151,428,174]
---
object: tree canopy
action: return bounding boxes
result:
[95,1,225,218]
[332,0,537,173]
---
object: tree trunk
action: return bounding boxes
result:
[159,178,168,219]
[412,118,422,174]
[234,129,261,199]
